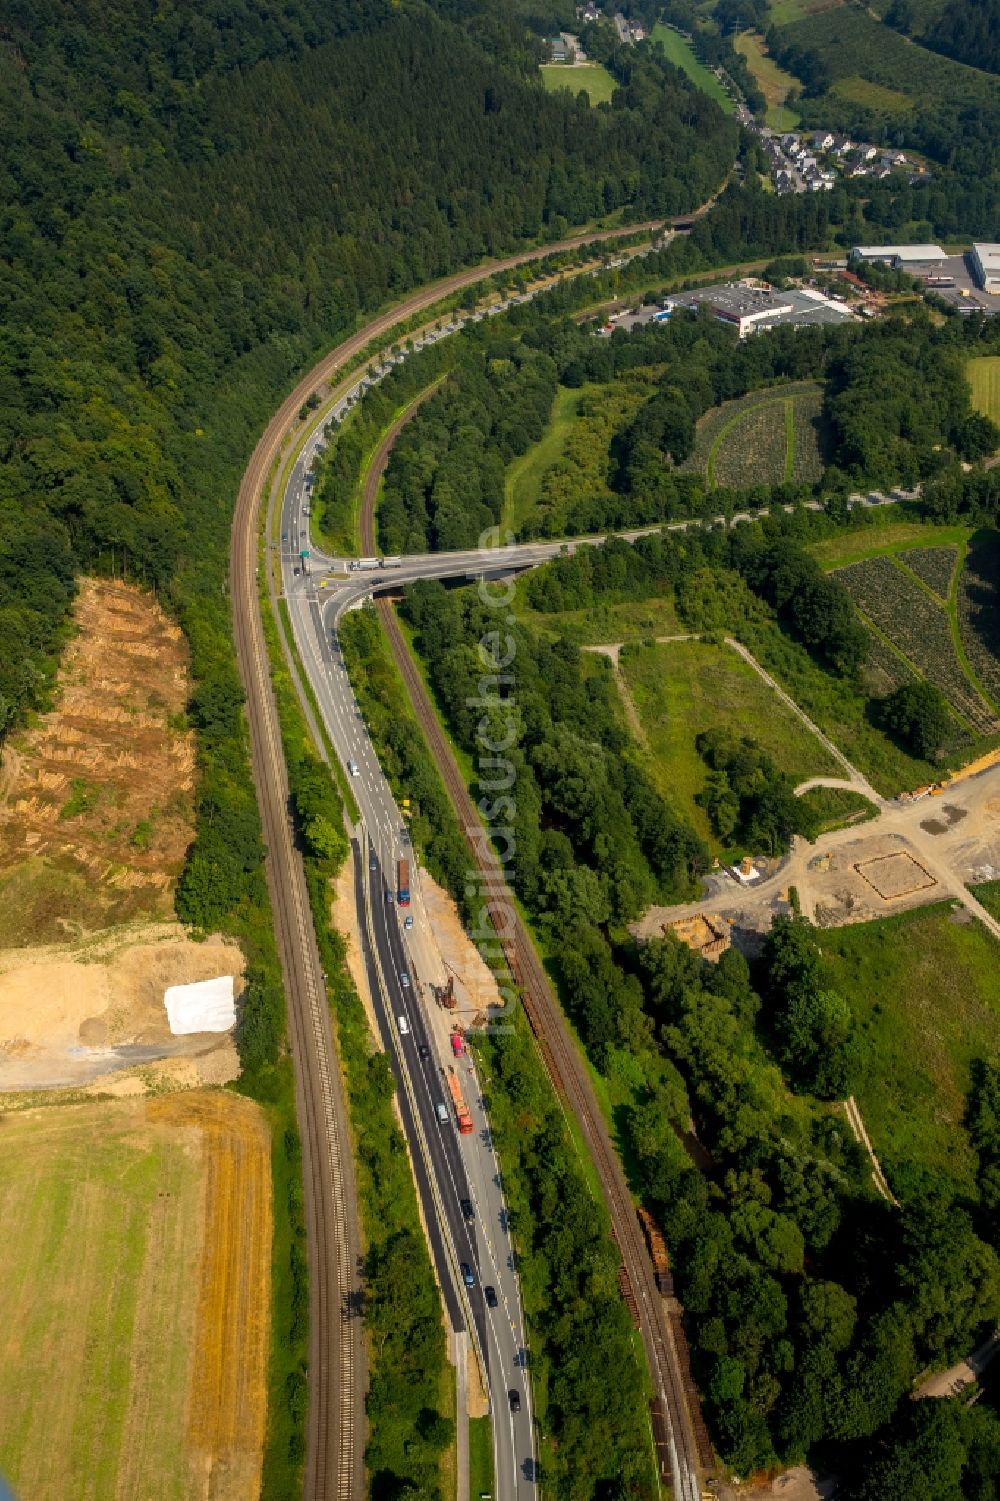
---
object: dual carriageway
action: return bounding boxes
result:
[235,213,728,1501]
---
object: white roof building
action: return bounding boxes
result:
[971,244,1000,292]
[851,244,947,266]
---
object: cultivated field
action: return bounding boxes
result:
[540,62,616,105]
[968,355,1000,429]
[837,554,999,733]
[619,637,839,847]
[0,1091,271,1501]
[652,24,735,114]
[684,382,826,490]
[0,578,196,943]
[820,904,1000,1196]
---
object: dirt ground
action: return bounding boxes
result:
[0,578,196,939]
[0,1091,270,1501]
[0,921,242,1092]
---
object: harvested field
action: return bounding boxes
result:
[0,578,196,938]
[855,850,937,900]
[0,1091,270,1501]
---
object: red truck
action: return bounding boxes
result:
[450,1031,465,1057]
[446,1071,474,1133]
[397,857,410,906]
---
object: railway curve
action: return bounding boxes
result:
[229,206,705,1499]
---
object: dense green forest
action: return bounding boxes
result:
[0,0,739,745]
[395,558,1000,1487]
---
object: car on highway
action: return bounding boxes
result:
[435,1102,449,1124]
[460,1198,474,1221]
[397,1014,410,1035]
[400,973,410,988]
[418,1043,431,1061]
[460,1263,475,1288]
[484,1285,498,1308]
[347,760,359,777]
[508,1389,521,1414]
[404,915,413,930]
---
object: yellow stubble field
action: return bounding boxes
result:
[0,1090,271,1501]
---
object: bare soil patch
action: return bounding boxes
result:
[0,578,196,938]
[0,923,243,1091]
[855,851,937,901]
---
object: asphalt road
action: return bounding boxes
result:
[281,470,537,1498]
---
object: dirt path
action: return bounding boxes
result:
[842,1095,898,1206]
[914,1327,1000,1399]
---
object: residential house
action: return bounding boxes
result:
[812,130,834,151]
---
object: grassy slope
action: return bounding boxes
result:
[820,903,1000,1195]
[540,62,616,105]
[735,32,801,128]
[968,356,1000,428]
[620,637,839,850]
[652,23,736,114]
[503,384,584,534]
[517,594,684,645]
[807,521,972,570]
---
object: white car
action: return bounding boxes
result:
[347,760,359,777]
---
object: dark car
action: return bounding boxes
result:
[508,1389,521,1414]
[460,1198,475,1222]
[484,1285,498,1308]
[460,1262,475,1289]
[418,1043,431,1061]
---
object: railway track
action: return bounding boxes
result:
[229,208,713,1498]
[374,596,713,1499]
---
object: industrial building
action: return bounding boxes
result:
[656,281,853,338]
[971,244,1000,293]
[850,244,947,268]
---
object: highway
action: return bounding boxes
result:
[281,452,538,1497]
[232,206,721,1501]
[265,249,912,1501]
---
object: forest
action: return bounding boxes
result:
[391,558,1000,1490]
[0,0,740,751]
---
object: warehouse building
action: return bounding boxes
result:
[971,244,1000,293]
[850,244,947,268]
[656,281,853,338]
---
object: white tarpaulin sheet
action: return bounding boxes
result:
[164,975,236,1035]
